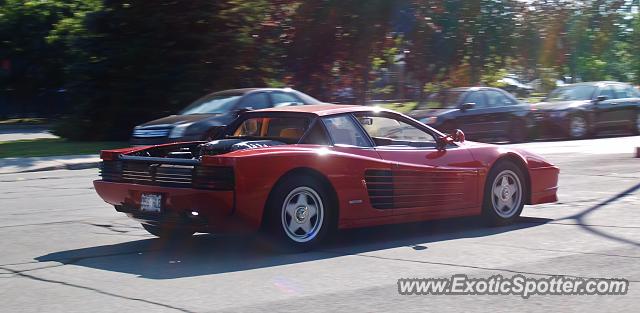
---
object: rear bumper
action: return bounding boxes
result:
[528,166,560,204]
[94,180,252,233]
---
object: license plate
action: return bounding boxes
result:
[140,194,162,213]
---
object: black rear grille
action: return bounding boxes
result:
[364,169,394,209]
[100,160,234,190]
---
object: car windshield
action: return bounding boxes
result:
[417,91,464,109]
[546,85,596,101]
[180,93,243,114]
[229,116,312,142]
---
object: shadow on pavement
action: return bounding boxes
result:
[36,216,550,279]
[557,182,640,248]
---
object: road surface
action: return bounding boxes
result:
[1,136,639,312]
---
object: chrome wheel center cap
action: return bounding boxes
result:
[295,207,308,223]
[501,188,510,201]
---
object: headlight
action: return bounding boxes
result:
[169,123,193,138]
[420,116,438,124]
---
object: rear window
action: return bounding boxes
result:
[231,117,311,142]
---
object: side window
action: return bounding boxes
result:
[322,115,371,147]
[464,92,486,108]
[271,92,301,107]
[237,93,271,110]
[626,86,640,98]
[486,90,516,107]
[599,86,616,100]
[613,85,631,99]
[357,115,436,145]
[300,122,330,145]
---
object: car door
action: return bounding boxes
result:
[484,89,525,138]
[593,85,618,129]
[609,84,638,129]
[455,91,489,138]
[353,112,480,220]
[320,114,394,222]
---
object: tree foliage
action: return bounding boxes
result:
[1,0,639,139]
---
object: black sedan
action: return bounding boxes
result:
[130,88,322,146]
[532,82,640,139]
[410,87,533,142]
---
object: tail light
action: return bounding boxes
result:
[192,166,235,190]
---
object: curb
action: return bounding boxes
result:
[0,155,101,175]
[16,161,101,173]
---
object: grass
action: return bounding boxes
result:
[379,101,418,113]
[0,138,128,158]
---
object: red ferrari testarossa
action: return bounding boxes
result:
[94,105,559,249]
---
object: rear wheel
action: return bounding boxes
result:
[482,161,526,226]
[633,111,640,135]
[264,175,336,250]
[142,224,194,240]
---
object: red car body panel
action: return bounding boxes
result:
[93,105,559,234]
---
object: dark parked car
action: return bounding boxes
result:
[532,82,640,139]
[131,88,322,146]
[409,87,534,142]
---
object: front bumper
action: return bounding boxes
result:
[528,165,560,205]
[94,180,251,233]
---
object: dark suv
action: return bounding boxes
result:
[131,88,321,146]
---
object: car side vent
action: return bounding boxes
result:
[364,169,394,209]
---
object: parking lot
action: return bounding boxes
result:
[1,135,639,312]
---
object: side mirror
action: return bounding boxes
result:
[596,96,608,102]
[453,129,465,143]
[460,102,475,111]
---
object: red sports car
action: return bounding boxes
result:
[94,105,559,249]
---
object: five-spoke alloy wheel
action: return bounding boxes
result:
[281,187,324,243]
[265,174,336,250]
[483,161,526,225]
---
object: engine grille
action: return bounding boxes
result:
[100,160,234,190]
[364,169,394,209]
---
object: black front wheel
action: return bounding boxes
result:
[568,115,589,139]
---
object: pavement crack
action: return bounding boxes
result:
[0,266,197,313]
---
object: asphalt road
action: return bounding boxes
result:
[1,136,639,313]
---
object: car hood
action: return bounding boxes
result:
[533,100,590,111]
[409,108,457,118]
[138,113,223,128]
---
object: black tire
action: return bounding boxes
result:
[263,174,337,251]
[141,223,194,240]
[482,160,527,226]
[633,110,640,135]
